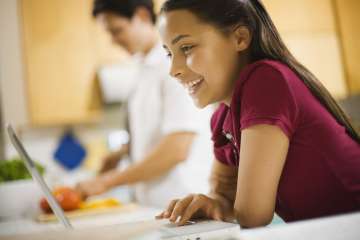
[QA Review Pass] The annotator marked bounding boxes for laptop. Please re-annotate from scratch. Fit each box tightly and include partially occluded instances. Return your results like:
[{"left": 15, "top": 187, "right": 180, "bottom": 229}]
[
  {"left": 7, "top": 124, "right": 240, "bottom": 239},
  {"left": 7, "top": 124, "right": 73, "bottom": 229}
]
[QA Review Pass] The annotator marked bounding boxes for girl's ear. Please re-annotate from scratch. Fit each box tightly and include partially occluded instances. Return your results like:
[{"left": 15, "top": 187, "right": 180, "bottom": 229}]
[{"left": 232, "top": 25, "right": 252, "bottom": 52}]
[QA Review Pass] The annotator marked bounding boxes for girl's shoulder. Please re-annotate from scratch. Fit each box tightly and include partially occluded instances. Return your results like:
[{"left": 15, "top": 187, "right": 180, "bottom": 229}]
[
  {"left": 234, "top": 59, "right": 300, "bottom": 100},
  {"left": 241, "top": 59, "right": 295, "bottom": 83},
  {"left": 232, "top": 59, "right": 301, "bottom": 138}
]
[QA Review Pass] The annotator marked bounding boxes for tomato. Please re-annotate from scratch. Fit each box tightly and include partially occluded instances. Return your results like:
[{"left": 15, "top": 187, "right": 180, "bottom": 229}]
[
  {"left": 39, "top": 186, "right": 82, "bottom": 213},
  {"left": 40, "top": 197, "right": 52, "bottom": 213}
]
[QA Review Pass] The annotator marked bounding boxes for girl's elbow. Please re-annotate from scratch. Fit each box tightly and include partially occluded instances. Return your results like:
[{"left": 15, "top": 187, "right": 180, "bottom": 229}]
[{"left": 234, "top": 209, "right": 273, "bottom": 228}]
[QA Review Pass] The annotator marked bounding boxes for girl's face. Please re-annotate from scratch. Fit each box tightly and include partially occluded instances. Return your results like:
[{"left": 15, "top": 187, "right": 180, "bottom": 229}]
[{"left": 159, "top": 10, "right": 250, "bottom": 108}]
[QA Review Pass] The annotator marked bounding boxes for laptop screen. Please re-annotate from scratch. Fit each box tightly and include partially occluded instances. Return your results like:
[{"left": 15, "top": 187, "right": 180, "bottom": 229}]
[{"left": 7, "top": 124, "right": 73, "bottom": 229}]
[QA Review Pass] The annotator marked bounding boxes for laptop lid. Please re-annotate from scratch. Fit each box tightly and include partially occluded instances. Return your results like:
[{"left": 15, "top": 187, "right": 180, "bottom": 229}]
[{"left": 7, "top": 124, "right": 73, "bottom": 229}]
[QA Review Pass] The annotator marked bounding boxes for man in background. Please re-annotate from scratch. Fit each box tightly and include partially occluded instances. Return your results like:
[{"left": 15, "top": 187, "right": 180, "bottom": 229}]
[{"left": 76, "top": 0, "right": 213, "bottom": 208}]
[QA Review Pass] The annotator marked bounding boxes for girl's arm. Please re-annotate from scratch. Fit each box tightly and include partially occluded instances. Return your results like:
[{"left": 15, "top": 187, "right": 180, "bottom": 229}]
[
  {"left": 208, "top": 159, "right": 238, "bottom": 220},
  {"left": 234, "top": 124, "right": 289, "bottom": 227},
  {"left": 156, "top": 159, "right": 238, "bottom": 224},
  {"left": 156, "top": 124, "right": 289, "bottom": 228}
]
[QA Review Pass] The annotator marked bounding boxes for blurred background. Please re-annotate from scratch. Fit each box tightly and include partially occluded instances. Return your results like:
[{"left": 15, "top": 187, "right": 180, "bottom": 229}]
[{"left": 0, "top": 0, "right": 359, "bottom": 219}]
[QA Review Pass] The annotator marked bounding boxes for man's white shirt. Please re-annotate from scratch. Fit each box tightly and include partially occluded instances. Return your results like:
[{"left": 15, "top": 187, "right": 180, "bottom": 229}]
[{"left": 128, "top": 43, "right": 214, "bottom": 208}]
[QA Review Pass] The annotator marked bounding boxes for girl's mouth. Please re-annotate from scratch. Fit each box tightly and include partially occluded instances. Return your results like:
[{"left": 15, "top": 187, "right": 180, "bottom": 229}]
[{"left": 185, "top": 78, "right": 204, "bottom": 95}]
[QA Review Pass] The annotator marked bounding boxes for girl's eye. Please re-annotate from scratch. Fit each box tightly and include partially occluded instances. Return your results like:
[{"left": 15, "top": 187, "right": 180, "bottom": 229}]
[{"left": 180, "top": 45, "right": 194, "bottom": 55}]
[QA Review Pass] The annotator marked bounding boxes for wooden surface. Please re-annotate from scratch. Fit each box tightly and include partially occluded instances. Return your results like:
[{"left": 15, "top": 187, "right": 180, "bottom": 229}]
[
  {"left": 20, "top": 0, "right": 128, "bottom": 126},
  {"left": 37, "top": 203, "right": 139, "bottom": 222},
  {"left": 263, "top": 0, "right": 348, "bottom": 99},
  {"left": 334, "top": 0, "right": 360, "bottom": 95}
]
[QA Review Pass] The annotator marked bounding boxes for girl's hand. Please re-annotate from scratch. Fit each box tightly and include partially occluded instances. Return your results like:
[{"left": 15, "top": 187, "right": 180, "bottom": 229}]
[{"left": 156, "top": 194, "right": 230, "bottom": 226}]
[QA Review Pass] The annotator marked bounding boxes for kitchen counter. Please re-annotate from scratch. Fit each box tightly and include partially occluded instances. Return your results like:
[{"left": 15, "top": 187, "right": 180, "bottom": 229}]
[
  {"left": 241, "top": 212, "right": 360, "bottom": 240},
  {"left": 0, "top": 205, "right": 161, "bottom": 237},
  {"left": 1, "top": 208, "right": 360, "bottom": 240}
]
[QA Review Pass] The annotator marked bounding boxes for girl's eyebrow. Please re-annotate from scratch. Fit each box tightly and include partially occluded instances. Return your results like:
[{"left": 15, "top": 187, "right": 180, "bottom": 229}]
[{"left": 171, "top": 34, "right": 191, "bottom": 45}]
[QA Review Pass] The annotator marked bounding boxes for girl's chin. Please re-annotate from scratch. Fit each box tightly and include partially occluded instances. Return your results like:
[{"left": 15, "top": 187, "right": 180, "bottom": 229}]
[{"left": 192, "top": 98, "right": 209, "bottom": 109}]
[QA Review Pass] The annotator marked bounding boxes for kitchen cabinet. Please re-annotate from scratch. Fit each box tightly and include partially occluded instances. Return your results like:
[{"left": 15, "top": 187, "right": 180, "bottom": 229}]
[
  {"left": 263, "top": 0, "right": 348, "bottom": 98},
  {"left": 334, "top": 0, "right": 360, "bottom": 95},
  {"left": 20, "top": 0, "right": 128, "bottom": 126}
]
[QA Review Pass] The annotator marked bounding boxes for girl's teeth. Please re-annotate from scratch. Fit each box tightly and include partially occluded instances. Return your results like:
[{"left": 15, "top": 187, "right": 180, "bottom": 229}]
[
  {"left": 189, "top": 79, "right": 201, "bottom": 87},
  {"left": 184, "top": 79, "right": 203, "bottom": 93}
]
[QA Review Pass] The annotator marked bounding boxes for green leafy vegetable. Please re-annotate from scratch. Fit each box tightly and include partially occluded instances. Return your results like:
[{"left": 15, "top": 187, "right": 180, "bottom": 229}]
[{"left": 0, "top": 158, "right": 45, "bottom": 183}]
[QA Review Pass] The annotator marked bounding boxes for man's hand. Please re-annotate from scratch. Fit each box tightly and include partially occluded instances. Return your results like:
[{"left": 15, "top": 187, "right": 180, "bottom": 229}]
[
  {"left": 75, "top": 176, "right": 110, "bottom": 199},
  {"left": 99, "top": 145, "right": 128, "bottom": 173}
]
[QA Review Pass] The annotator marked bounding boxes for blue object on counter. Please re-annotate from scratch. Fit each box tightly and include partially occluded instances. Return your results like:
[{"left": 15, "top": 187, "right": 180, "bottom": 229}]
[{"left": 54, "top": 130, "right": 86, "bottom": 170}]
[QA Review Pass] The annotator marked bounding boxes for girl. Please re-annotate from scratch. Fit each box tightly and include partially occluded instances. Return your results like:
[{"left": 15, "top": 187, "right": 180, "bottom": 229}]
[{"left": 156, "top": 0, "right": 360, "bottom": 228}]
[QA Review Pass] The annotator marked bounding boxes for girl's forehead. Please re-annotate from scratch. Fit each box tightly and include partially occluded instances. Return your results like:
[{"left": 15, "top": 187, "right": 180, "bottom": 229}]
[
  {"left": 158, "top": 11, "right": 216, "bottom": 42},
  {"left": 160, "top": 10, "right": 207, "bottom": 31}
]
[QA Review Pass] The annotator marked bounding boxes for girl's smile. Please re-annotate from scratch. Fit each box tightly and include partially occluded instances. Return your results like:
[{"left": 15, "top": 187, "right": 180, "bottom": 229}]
[{"left": 159, "top": 9, "right": 250, "bottom": 108}]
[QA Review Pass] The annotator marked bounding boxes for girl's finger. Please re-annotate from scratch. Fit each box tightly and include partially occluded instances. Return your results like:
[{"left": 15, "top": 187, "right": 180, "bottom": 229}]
[
  {"left": 178, "top": 197, "right": 203, "bottom": 226},
  {"left": 155, "top": 211, "right": 166, "bottom": 219},
  {"left": 164, "top": 199, "right": 179, "bottom": 218},
  {"left": 169, "top": 195, "right": 194, "bottom": 222},
  {"left": 212, "top": 207, "right": 224, "bottom": 221}
]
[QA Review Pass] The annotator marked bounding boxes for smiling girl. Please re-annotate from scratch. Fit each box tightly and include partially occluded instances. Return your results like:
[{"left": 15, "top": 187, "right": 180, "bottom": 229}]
[{"left": 156, "top": 0, "right": 360, "bottom": 228}]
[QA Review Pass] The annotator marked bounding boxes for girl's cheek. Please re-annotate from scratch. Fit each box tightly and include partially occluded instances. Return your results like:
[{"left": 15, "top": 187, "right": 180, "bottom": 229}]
[
  {"left": 186, "top": 55, "right": 195, "bottom": 69},
  {"left": 187, "top": 54, "right": 203, "bottom": 74}
]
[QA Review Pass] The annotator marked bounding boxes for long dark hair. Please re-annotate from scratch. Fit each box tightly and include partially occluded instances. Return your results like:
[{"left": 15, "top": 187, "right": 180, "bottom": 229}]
[{"left": 161, "top": 0, "right": 360, "bottom": 143}]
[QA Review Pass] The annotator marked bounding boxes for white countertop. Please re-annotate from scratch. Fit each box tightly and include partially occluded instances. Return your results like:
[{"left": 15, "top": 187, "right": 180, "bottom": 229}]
[
  {"left": 0, "top": 208, "right": 241, "bottom": 240},
  {"left": 0, "top": 206, "right": 161, "bottom": 237},
  {"left": 1, "top": 209, "right": 360, "bottom": 240},
  {"left": 241, "top": 212, "right": 360, "bottom": 240}
]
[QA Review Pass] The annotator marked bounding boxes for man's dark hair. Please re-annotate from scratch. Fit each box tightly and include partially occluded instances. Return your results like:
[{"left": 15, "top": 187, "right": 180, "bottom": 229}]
[{"left": 93, "top": 0, "right": 156, "bottom": 23}]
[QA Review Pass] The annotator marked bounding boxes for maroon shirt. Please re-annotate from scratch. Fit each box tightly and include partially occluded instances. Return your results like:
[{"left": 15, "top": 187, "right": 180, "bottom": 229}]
[{"left": 211, "top": 60, "right": 360, "bottom": 222}]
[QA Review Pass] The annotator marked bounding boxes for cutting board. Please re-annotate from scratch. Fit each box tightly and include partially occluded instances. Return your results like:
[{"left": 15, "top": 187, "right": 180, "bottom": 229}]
[{"left": 37, "top": 203, "right": 139, "bottom": 222}]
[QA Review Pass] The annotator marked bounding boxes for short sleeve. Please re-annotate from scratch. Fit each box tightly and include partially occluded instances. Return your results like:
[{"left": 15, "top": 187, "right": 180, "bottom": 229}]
[
  {"left": 240, "top": 64, "right": 299, "bottom": 138},
  {"left": 161, "top": 76, "right": 212, "bottom": 135}
]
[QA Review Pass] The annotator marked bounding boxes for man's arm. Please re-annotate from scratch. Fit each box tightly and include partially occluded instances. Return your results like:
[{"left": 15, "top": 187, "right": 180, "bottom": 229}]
[
  {"left": 99, "top": 144, "right": 129, "bottom": 173},
  {"left": 101, "top": 131, "right": 195, "bottom": 188}
]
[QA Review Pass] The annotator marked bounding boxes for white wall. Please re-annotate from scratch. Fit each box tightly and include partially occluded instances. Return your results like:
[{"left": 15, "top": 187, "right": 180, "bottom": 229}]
[{"left": 0, "top": 0, "right": 29, "bottom": 130}]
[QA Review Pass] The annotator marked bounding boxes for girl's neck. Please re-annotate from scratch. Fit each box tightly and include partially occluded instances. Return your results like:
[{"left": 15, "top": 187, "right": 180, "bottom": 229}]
[{"left": 222, "top": 53, "right": 251, "bottom": 106}]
